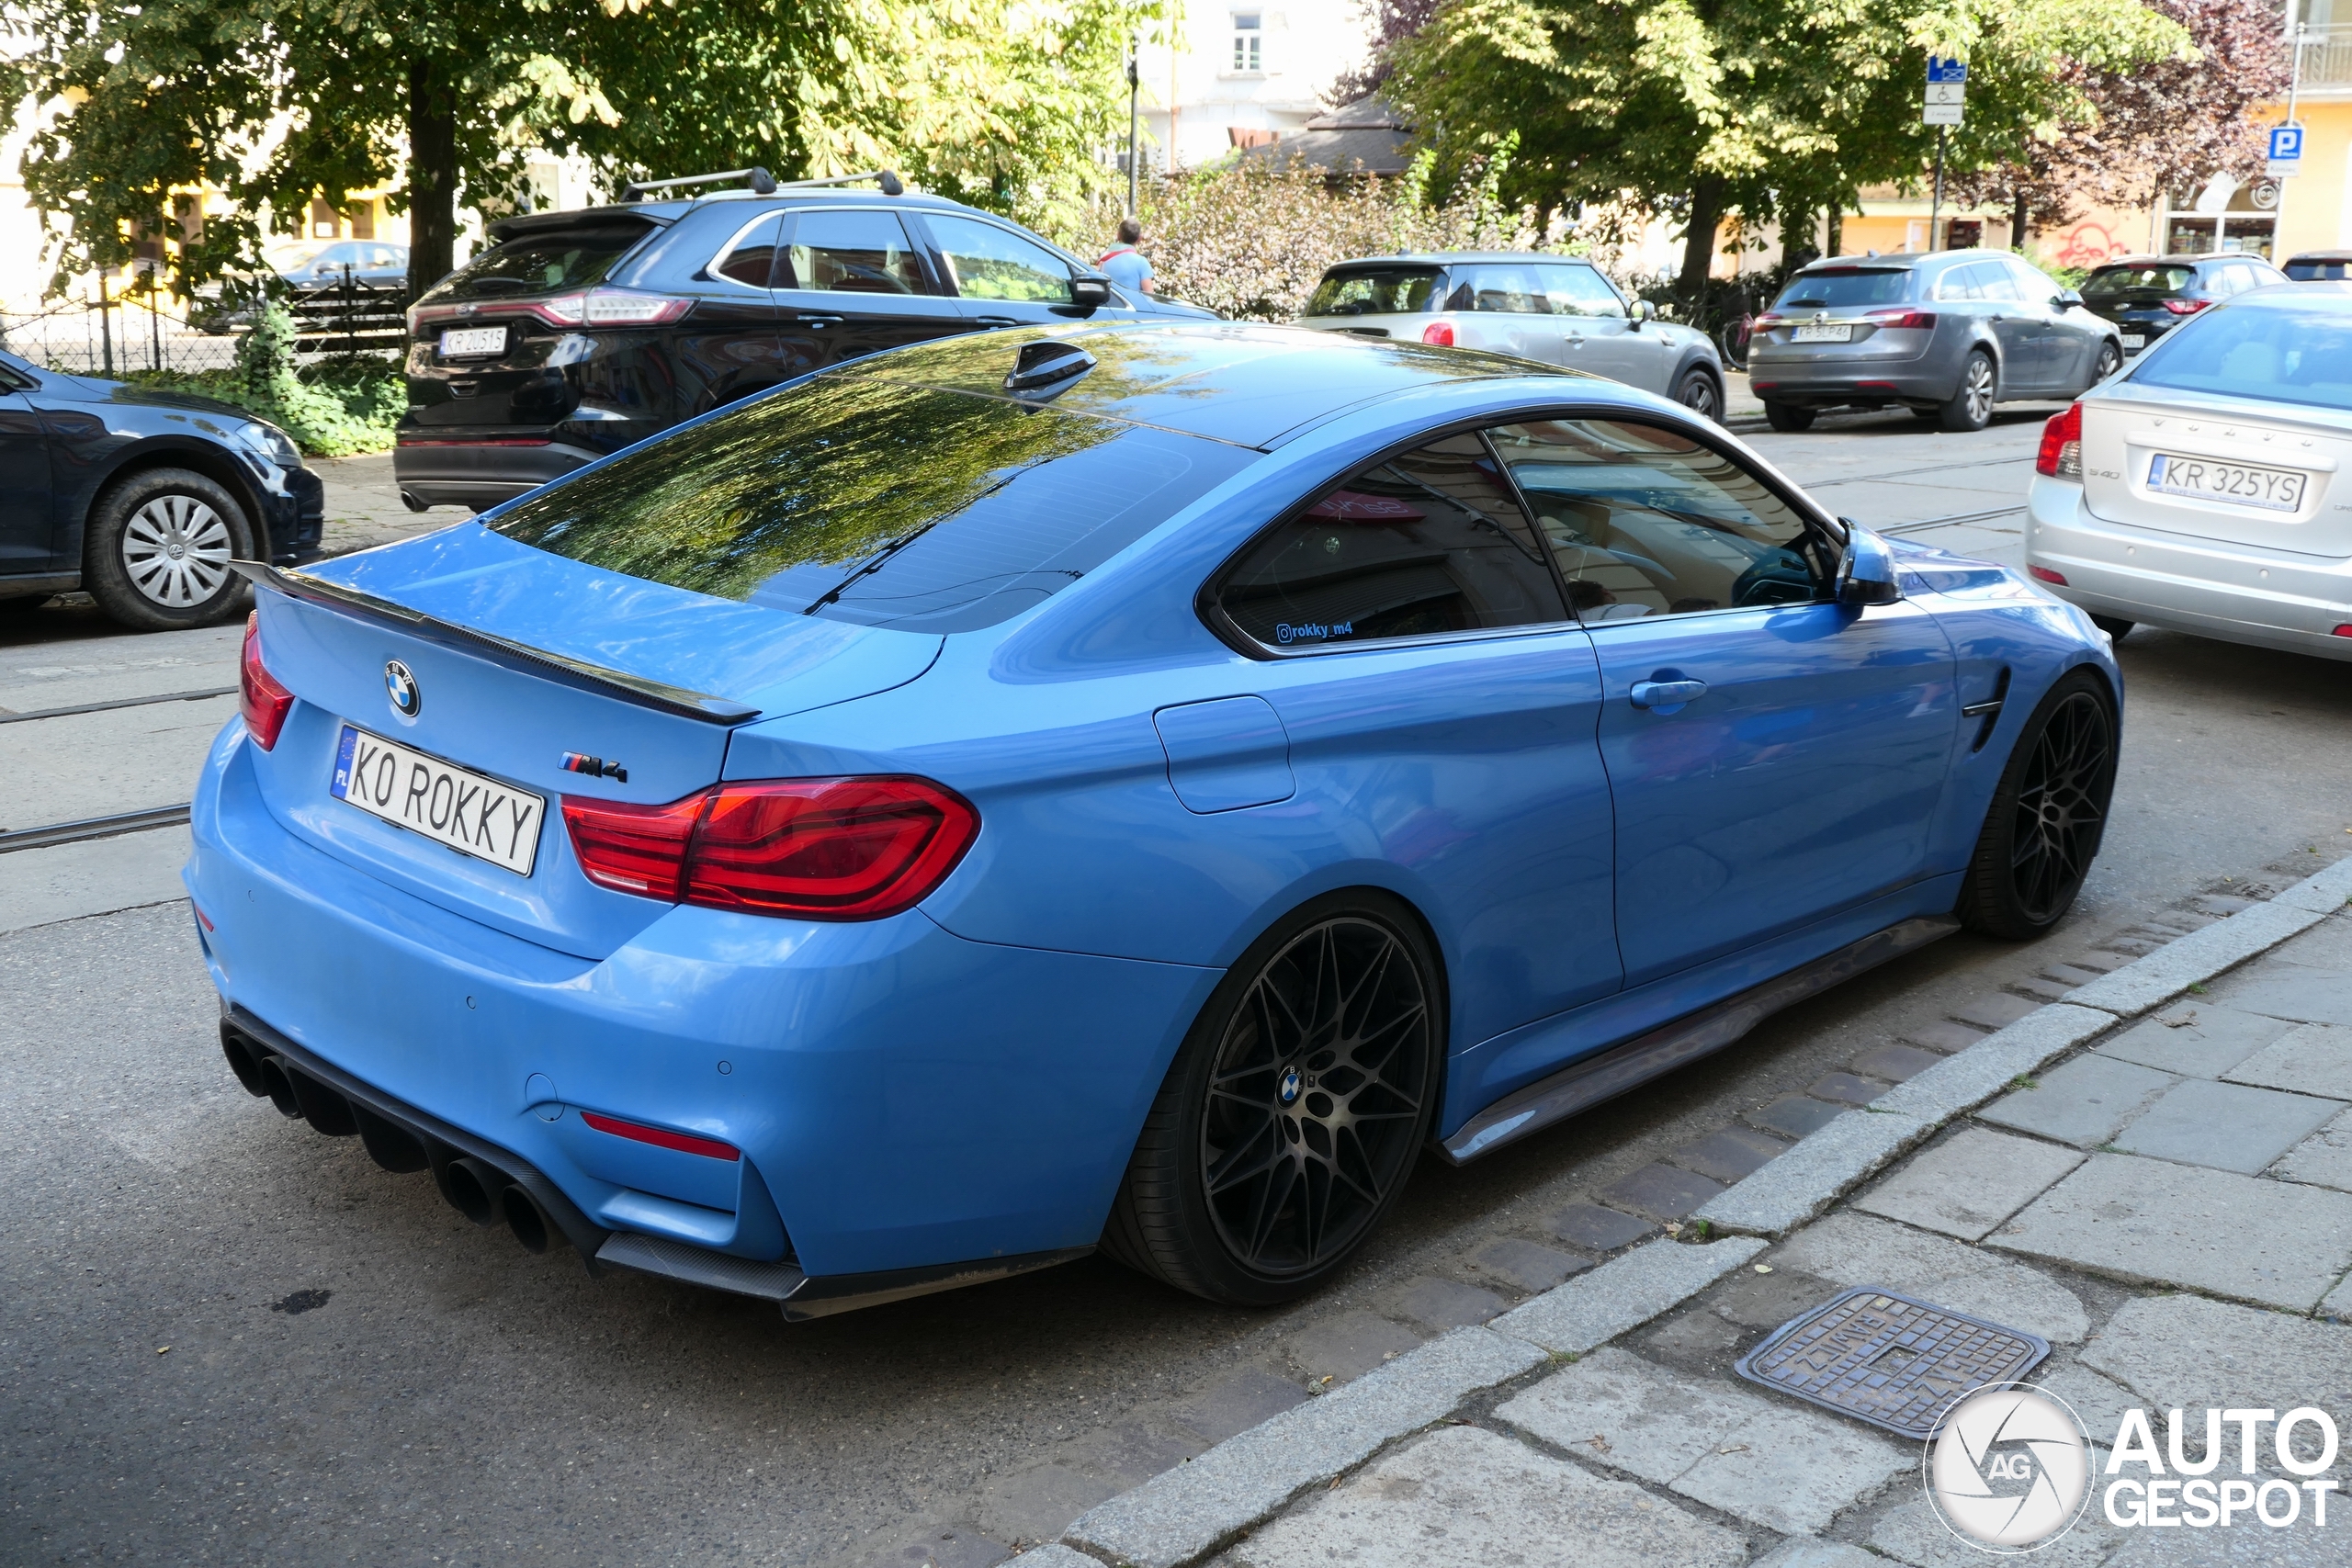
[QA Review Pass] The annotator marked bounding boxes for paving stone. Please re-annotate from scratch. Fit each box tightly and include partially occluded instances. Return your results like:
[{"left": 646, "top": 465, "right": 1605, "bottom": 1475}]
[
  {"left": 2062, "top": 950, "right": 2131, "bottom": 974},
  {"left": 2098, "top": 936, "right": 2164, "bottom": 957},
  {"left": 2071, "top": 899, "right": 2331, "bottom": 1018},
  {"left": 1489, "top": 1236, "right": 1769, "bottom": 1355},
  {"left": 1903, "top": 1020, "right": 1991, "bottom": 1054},
  {"left": 1976, "top": 1054, "right": 2177, "bottom": 1147},
  {"left": 1871, "top": 1496, "right": 2121, "bottom": 1568},
  {"left": 1002, "top": 1548, "right": 1095, "bottom": 1568},
  {"left": 1599, "top": 1162, "right": 1724, "bottom": 1222},
  {"left": 1992, "top": 1152, "right": 2352, "bottom": 1311},
  {"left": 1208, "top": 1424, "right": 1747, "bottom": 1568},
  {"left": 1748, "top": 1094, "right": 1846, "bottom": 1139},
  {"left": 2276, "top": 856, "right": 2352, "bottom": 914},
  {"left": 1854, "top": 1127, "right": 2086, "bottom": 1241},
  {"left": 1393, "top": 1275, "right": 1508, "bottom": 1332},
  {"left": 1066, "top": 1327, "right": 1544, "bottom": 1568},
  {"left": 1852, "top": 1043, "right": 1945, "bottom": 1082},
  {"left": 1474, "top": 1238, "right": 1592, "bottom": 1294},
  {"left": 2078, "top": 1292, "right": 2352, "bottom": 1423},
  {"left": 2274, "top": 1106, "right": 2352, "bottom": 1192},
  {"left": 2042, "top": 962, "right": 2113, "bottom": 986},
  {"left": 1751, "top": 1542, "right": 1884, "bottom": 1568},
  {"left": 1702, "top": 1265, "right": 1842, "bottom": 1330},
  {"left": 1771, "top": 1211, "right": 2089, "bottom": 1344},
  {"left": 1874, "top": 1004, "right": 2121, "bottom": 1126},
  {"left": 1168, "top": 1368, "right": 1311, "bottom": 1445},
  {"left": 2112, "top": 1077, "right": 2343, "bottom": 1173},
  {"left": 2011, "top": 975, "right": 2075, "bottom": 1003},
  {"left": 2223, "top": 1021, "right": 2352, "bottom": 1100},
  {"left": 1694, "top": 1109, "right": 1932, "bottom": 1238},
  {"left": 1953, "top": 992, "right": 2041, "bottom": 1031},
  {"left": 2096, "top": 1004, "right": 2293, "bottom": 1077},
  {"left": 1639, "top": 1304, "right": 1747, "bottom": 1358},
  {"left": 2027, "top": 1360, "right": 2142, "bottom": 1445},
  {"left": 2193, "top": 894, "right": 2258, "bottom": 916},
  {"left": 1548, "top": 1202, "right": 1660, "bottom": 1253},
  {"left": 977, "top": 1464, "right": 1117, "bottom": 1551},
  {"left": 1670, "top": 1125, "right": 1789, "bottom": 1184},
  {"left": 2323, "top": 1272, "right": 2352, "bottom": 1322},
  {"left": 2106, "top": 1520, "right": 2349, "bottom": 1568},
  {"left": 1286, "top": 1309, "right": 1427, "bottom": 1386},
  {"left": 1807, "top": 1071, "right": 1886, "bottom": 1106},
  {"left": 1496, "top": 1347, "right": 1909, "bottom": 1536},
  {"left": 1061, "top": 1422, "right": 1207, "bottom": 1488}
]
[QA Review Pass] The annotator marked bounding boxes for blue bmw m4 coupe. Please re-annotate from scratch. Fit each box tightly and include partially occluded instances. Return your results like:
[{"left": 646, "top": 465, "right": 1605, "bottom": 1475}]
[{"left": 189, "top": 321, "right": 2120, "bottom": 1318}]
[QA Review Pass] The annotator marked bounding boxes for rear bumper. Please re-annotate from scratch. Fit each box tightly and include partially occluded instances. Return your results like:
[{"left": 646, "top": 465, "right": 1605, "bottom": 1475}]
[
  {"left": 391, "top": 438, "right": 601, "bottom": 512},
  {"left": 185, "top": 720, "right": 1217, "bottom": 1295},
  {"left": 2024, "top": 476, "right": 2352, "bottom": 660},
  {"left": 1746, "top": 350, "right": 1948, "bottom": 408}
]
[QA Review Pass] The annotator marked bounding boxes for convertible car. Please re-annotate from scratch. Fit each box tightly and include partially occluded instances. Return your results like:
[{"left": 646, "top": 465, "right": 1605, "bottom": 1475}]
[{"left": 188, "top": 322, "right": 2119, "bottom": 1318}]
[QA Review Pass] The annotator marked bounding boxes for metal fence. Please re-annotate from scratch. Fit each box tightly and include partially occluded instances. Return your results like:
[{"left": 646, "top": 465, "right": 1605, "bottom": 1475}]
[{"left": 0, "top": 270, "right": 411, "bottom": 378}]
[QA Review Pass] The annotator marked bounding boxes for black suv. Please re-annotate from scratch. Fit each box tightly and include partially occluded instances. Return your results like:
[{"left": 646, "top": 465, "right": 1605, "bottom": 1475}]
[
  {"left": 2079, "top": 253, "right": 2287, "bottom": 357},
  {"left": 397, "top": 171, "right": 1214, "bottom": 512}
]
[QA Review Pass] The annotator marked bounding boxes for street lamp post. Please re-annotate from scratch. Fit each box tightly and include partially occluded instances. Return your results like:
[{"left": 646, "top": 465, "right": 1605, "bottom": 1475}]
[{"left": 1126, "top": 35, "right": 1142, "bottom": 218}]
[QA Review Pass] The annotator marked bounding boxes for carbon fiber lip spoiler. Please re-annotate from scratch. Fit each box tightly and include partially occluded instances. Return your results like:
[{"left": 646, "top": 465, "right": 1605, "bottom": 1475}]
[{"left": 232, "top": 559, "right": 761, "bottom": 726}]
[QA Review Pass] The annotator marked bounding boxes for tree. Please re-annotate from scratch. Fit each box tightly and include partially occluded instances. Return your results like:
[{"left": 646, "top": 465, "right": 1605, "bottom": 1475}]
[{"left": 1378, "top": 0, "right": 2192, "bottom": 299}]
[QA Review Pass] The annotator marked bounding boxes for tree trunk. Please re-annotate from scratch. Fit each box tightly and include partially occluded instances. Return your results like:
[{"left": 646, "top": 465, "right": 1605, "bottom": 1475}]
[
  {"left": 1826, "top": 206, "right": 1843, "bottom": 258},
  {"left": 2010, "top": 186, "right": 2031, "bottom": 254},
  {"left": 1676, "top": 177, "right": 1726, "bottom": 301},
  {"left": 407, "top": 59, "right": 459, "bottom": 297}
]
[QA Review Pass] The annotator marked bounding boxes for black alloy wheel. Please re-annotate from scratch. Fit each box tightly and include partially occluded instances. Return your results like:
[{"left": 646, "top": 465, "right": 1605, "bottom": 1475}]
[
  {"left": 1102, "top": 893, "right": 1442, "bottom": 1305},
  {"left": 1958, "top": 670, "right": 2118, "bottom": 939},
  {"left": 1675, "top": 368, "right": 1724, "bottom": 424}
]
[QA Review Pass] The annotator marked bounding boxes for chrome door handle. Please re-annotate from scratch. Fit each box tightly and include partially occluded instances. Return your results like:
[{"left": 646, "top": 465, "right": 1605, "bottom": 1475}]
[
  {"left": 973, "top": 315, "right": 1021, "bottom": 328},
  {"left": 1630, "top": 679, "right": 1708, "bottom": 708},
  {"left": 791, "top": 313, "right": 843, "bottom": 328}
]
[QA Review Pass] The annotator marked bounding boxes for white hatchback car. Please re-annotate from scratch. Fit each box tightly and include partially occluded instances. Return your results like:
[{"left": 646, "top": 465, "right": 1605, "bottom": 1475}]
[
  {"left": 2024, "top": 283, "right": 2352, "bottom": 660},
  {"left": 1294, "top": 252, "right": 1728, "bottom": 421}
]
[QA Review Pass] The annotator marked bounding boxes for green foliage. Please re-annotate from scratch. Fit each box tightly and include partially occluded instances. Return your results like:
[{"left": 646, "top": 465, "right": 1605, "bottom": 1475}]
[{"left": 125, "top": 304, "right": 402, "bottom": 457}]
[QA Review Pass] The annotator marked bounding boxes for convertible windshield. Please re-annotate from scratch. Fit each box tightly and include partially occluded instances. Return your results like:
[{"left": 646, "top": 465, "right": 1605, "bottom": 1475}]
[
  {"left": 492, "top": 377, "right": 1259, "bottom": 632},
  {"left": 2130, "top": 301, "right": 2352, "bottom": 412}
]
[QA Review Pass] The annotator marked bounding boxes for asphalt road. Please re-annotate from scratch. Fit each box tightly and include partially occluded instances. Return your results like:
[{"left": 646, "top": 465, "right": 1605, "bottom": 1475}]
[{"left": 6, "top": 414, "right": 2351, "bottom": 1568}]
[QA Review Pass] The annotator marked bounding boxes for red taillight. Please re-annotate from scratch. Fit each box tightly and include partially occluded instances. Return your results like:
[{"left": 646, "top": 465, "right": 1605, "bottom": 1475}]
[
  {"left": 2036, "top": 403, "right": 2085, "bottom": 479},
  {"left": 1863, "top": 309, "right": 1939, "bottom": 330},
  {"left": 1752, "top": 311, "right": 1785, "bottom": 329},
  {"left": 581, "top": 1111, "right": 739, "bottom": 1161},
  {"left": 2162, "top": 298, "right": 2211, "bottom": 315},
  {"left": 1421, "top": 321, "right": 1454, "bottom": 346},
  {"left": 239, "top": 613, "right": 294, "bottom": 750},
  {"left": 2029, "top": 565, "right": 2070, "bottom": 586},
  {"left": 2335, "top": 626, "right": 2352, "bottom": 637},
  {"left": 562, "top": 776, "right": 978, "bottom": 920},
  {"left": 409, "top": 288, "right": 694, "bottom": 333}
]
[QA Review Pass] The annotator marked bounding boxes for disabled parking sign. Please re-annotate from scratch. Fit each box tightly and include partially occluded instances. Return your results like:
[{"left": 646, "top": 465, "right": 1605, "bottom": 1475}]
[{"left": 2268, "top": 124, "right": 2303, "bottom": 177}]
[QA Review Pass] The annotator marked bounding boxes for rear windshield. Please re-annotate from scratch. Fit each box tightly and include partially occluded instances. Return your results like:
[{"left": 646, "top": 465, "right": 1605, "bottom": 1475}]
[
  {"left": 2084, "top": 265, "right": 2196, "bottom": 298},
  {"left": 1305, "top": 266, "right": 1443, "bottom": 317},
  {"left": 2129, "top": 301, "right": 2352, "bottom": 412},
  {"left": 2285, "top": 258, "right": 2352, "bottom": 281},
  {"left": 423, "top": 223, "right": 653, "bottom": 302},
  {"left": 492, "top": 377, "right": 1260, "bottom": 633},
  {"left": 1773, "top": 268, "right": 1914, "bottom": 310}
]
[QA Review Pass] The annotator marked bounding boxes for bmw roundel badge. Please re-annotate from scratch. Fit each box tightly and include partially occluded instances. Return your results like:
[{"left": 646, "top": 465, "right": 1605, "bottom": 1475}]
[
  {"left": 385, "top": 659, "right": 421, "bottom": 717},
  {"left": 1277, "top": 1066, "right": 1302, "bottom": 1106}
]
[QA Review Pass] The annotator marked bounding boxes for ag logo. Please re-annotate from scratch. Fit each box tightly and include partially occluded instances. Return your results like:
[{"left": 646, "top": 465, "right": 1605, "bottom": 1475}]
[{"left": 1926, "top": 1385, "right": 2091, "bottom": 1552}]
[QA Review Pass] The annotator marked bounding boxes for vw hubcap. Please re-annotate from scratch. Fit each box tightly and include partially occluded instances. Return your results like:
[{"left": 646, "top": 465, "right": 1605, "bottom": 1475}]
[{"left": 122, "top": 494, "right": 232, "bottom": 608}]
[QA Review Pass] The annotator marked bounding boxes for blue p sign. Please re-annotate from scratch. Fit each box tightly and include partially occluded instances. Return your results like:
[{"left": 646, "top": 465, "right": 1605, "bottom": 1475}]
[{"left": 2270, "top": 125, "right": 2303, "bottom": 162}]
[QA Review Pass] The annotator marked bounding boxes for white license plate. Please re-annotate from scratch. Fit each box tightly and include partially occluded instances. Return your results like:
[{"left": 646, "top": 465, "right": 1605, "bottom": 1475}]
[
  {"left": 438, "top": 325, "right": 507, "bottom": 358},
  {"left": 1792, "top": 323, "right": 1853, "bottom": 344},
  {"left": 2121, "top": 333, "right": 2146, "bottom": 350},
  {"left": 2147, "top": 453, "right": 2307, "bottom": 513},
  {"left": 331, "top": 724, "right": 545, "bottom": 876}
]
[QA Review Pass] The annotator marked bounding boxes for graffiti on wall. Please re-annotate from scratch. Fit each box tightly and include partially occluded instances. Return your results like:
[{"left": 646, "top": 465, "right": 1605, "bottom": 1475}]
[{"left": 2047, "top": 221, "right": 2129, "bottom": 269}]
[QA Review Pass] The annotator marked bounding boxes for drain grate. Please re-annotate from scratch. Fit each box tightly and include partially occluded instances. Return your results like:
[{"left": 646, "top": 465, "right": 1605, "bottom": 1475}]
[{"left": 1734, "top": 1286, "right": 2050, "bottom": 1439}]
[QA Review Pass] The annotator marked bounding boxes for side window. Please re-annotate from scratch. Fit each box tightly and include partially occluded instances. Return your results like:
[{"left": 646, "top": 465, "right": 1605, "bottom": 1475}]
[
  {"left": 924, "top": 215, "right": 1074, "bottom": 303},
  {"left": 1539, "top": 265, "right": 1627, "bottom": 319},
  {"left": 1934, "top": 266, "right": 1982, "bottom": 302},
  {"left": 1446, "top": 265, "right": 1550, "bottom": 314},
  {"left": 2007, "top": 258, "right": 2060, "bottom": 301},
  {"left": 714, "top": 212, "right": 786, "bottom": 288},
  {"left": 779, "top": 210, "right": 930, "bottom": 295},
  {"left": 1968, "top": 261, "right": 2023, "bottom": 302},
  {"left": 1487, "top": 419, "right": 1825, "bottom": 620},
  {"left": 1217, "top": 432, "right": 1568, "bottom": 649}
]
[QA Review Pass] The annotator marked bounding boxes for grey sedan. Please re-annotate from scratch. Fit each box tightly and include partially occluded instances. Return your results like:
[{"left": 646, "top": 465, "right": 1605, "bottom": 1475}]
[{"left": 1748, "top": 250, "right": 2123, "bottom": 433}]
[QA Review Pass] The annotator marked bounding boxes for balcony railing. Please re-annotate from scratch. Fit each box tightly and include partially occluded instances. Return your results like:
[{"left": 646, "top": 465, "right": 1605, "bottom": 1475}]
[{"left": 2301, "top": 23, "right": 2352, "bottom": 88}]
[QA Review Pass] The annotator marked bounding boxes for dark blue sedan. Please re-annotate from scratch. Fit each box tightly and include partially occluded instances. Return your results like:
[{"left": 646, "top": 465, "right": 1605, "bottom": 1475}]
[{"left": 189, "top": 322, "right": 2119, "bottom": 1317}]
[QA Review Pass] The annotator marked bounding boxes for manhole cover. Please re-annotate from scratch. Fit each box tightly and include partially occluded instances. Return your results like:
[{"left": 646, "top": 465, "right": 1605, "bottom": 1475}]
[{"left": 1734, "top": 1286, "right": 2050, "bottom": 1439}]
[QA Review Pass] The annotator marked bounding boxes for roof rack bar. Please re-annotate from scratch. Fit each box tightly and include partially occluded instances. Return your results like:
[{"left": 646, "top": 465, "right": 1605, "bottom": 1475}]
[
  {"left": 772, "top": 169, "right": 907, "bottom": 197},
  {"left": 618, "top": 166, "right": 779, "bottom": 201}
]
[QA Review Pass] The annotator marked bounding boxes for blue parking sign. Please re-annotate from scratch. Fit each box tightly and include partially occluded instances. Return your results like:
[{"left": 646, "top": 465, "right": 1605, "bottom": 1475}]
[
  {"left": 1927, "top": 56, "right": 1968, "bottom": 84},
  {"left": 2269, "top": 125, "right": 2302, "bottom": 162}
]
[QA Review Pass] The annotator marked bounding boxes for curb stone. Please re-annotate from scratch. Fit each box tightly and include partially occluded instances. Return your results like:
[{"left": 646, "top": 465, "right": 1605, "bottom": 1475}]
[
  {"left": 2064, "top": 900, "right": 2331, "bottom": 1017},
  {"left": 1867, "top": 1003, "right": 2118, "bottom": 1124},
  {"left": 1487, "top": 1235, "right": 1769, "bottom": 1353},
  {"left": 1061, "top": 1325, "right": 1543, "bottom": 1568},
  {"left": 1005, "top": 1548, "right": 1103, "bottom": 1568},
  {"left": 2273, "top": 853, "right": 2352, "bottom": 915},
  {"left": 1689, "top": 1108, "right": 1932, "bottom": 1237}
]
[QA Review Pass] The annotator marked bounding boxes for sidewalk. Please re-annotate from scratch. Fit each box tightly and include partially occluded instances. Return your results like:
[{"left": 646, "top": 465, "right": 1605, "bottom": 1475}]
[{"left": 1001, "top": 858, "right": 2352, "bottom": 1568}]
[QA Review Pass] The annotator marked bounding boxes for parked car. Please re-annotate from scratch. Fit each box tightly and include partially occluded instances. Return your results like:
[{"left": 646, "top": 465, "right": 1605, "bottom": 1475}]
[
  {"left": 2025, "top": 281, "right": 2352, "bottom": 660},
  {"left": 0, "top": 348, "right": 322, "bottom": 631},
  {"left": 2283, "top": 251, "right": 2352, "bottom": 282},
  {"left": 1747, "top": 251, "right": 2126, "bottom": 433},
  {"left": 396, "top": 170, "right": 1215, "bottom": 513},
  {"left": 1291, "top": 252, "right": 1727, "bottom": 421},
  {"left": 2077, "top": 254, "right": 2288, "bottom": 356},
  {"left": 198, "top": 321, "right": 2118, "bottom": 1318},
  {"left": 282, "top": 241, "right": 411, "bottom": 293}
]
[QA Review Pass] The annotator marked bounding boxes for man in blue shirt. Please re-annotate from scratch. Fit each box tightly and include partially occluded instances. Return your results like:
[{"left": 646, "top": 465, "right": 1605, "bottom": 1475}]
[{"left": 1099, "top": 218, "right": 1156, "bottom": 296}]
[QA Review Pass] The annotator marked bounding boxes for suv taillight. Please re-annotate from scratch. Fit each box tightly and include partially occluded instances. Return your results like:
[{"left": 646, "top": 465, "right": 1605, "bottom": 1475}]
[
  {"left": 409, "top": 288, "right": 694, "bottom": 334},
  {"left": 2036, "top": 402, "right": 2084, "bottom": 479},
  {"left": 563, "top": 777, "right": 978, "bottom": 920},
  {"left": 239, "top": 613, "right": 294, "bottom": 750},
  {"left": 2162, "top": 298, "right": 2211, "bottom": 315}
]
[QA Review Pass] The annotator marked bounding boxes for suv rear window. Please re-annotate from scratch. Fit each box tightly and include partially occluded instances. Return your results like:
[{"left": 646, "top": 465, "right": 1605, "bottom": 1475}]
[
  {"left": 2285, "top": 257, "right": 2351, "bottom": 281},
  {"left": 2130, "top": 300, "right": 2352, "bottom": 412},
  {"left": 1305, "top": 267, "right": 1443, "bottom": 317},
  {"left": 424, "top": 223, "right": 653, "bottom": 302},
  {"left": 1772, "top": 269, "right": 1914, "bottom": 310},
  {"left": 492, "top": 378, "right": 1260, "bottom": 634},
  {"left": 2084, "top": 265, "right": 2196, "bottom": 298}
]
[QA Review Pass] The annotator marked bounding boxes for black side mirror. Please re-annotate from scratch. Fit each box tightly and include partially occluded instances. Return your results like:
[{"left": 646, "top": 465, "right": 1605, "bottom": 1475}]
[
  {"left": 1835, "top": 520, "right": 1903, "bottom": 607},
  {"left": 2054, "top": 289, "right": 2083, "bottom": 310},
  {"left": 1069, "top": 274, "right": 1114, "bottom": 310}
]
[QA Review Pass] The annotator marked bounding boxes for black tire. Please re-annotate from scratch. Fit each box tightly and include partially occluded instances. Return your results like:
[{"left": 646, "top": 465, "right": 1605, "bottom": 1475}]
[
  {"left": 2090, "top": 615, "right": 2134, "bottom": 643},
  {"left": 1101, "top": 891, "right": 1444, "bottom": 1306},
  {"left": 1956, "top": 670, "right": 2118, "bottom": 940},
  {"left": 1763, "top": 400, "right": 1815, "bottom": 433},
  {"left": 1936, "top": 351, "right": 1996, "bottom": 433},
  {"left": 1674, "top": 367, "right": 1724, "bottom": 423},
  {"left": 2087, "top": 340, "right": 2123, "bottom": 389},
  {"left": 82, "top": 467, "right": 256, "bottom": 632}
]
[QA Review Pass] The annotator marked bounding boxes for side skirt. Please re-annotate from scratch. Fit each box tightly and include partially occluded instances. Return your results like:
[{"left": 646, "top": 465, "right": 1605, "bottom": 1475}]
[{"left": 1440, "top": 914, "right": 1959, "bottom": 1164}]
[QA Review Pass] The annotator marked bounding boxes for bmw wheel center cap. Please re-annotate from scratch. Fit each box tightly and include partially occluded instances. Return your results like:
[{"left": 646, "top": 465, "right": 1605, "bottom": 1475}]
[
  {"left": 385, "top": 660, "right": 421, "bottom": 717},
  {"left": 1277, "top": 1066, "right": 1302, "bottom": 1106}
]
